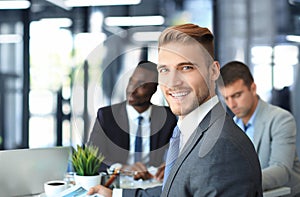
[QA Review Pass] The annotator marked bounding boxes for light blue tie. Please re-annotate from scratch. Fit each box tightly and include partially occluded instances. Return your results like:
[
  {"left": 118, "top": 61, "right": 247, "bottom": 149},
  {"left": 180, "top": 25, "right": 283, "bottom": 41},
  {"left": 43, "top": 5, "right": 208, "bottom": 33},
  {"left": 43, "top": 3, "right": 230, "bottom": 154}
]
[
  {"left": 163, "top": 126, "right": 180, "bottom": 189},
  {"left": 134, "top": 116, "right": 143, "bottom": 162}
]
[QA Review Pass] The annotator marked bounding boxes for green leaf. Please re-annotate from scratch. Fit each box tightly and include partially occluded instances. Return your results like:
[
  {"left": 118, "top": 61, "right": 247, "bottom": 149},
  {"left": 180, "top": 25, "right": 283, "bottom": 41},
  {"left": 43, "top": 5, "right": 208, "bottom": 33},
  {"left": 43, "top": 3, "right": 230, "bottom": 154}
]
[{"left": 71, "top": 144, "right": 105, "bottom": 176}]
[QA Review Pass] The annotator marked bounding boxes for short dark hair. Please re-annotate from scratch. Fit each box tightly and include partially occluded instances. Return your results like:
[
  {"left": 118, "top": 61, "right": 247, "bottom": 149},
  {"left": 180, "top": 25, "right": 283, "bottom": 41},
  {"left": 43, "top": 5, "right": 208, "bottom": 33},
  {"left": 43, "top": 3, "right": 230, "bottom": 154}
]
[
  {"left": 136, "top": 60, "right": 158, "bottom": 82},
  {"left": 218, "top": 61, "right": 254, "bottom": 89}
]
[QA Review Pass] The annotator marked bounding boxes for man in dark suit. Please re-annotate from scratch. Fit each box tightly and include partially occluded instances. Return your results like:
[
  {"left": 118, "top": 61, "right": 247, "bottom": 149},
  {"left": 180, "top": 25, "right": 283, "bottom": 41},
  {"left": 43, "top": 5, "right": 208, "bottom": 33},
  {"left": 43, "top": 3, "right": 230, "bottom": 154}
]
[
  {"left": 88, "top": 24, "right": 262, "bottom": 197},
  {"left": 87, "top": 61, "right": 177, "bottom": 180}
]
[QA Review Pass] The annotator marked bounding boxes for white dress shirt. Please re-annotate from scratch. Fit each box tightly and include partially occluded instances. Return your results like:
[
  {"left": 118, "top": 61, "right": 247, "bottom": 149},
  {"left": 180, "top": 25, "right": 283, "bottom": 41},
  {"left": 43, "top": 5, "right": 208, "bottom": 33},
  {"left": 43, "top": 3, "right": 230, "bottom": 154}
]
[
  {"left": 126, "top": 104, "right": 151, "bottom": 165},
  {"left": 233, "top": 99, "right": 259, "bottom": 143},
  {"left": 178, "top": 96, "right": 219, "bottom": 153},
  {"left": 112, "top": 105, "right": 152, "bottom": 197}
]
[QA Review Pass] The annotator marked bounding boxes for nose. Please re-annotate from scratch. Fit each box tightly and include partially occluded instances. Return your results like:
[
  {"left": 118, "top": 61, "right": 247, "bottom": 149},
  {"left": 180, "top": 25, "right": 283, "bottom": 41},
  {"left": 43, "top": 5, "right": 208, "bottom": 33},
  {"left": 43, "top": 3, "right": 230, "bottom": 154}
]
[
  {"left": 127, "top": 81, "right": 142, "bottom": 92},
  {"left": 126, "top": 82, "right": 138, "bottom": 95},
  {"left": 226, "top": 97, "right": 237, "bottom": 109},
  {"left": 159, "top": 70, "right": 183, "bottom": 88}
]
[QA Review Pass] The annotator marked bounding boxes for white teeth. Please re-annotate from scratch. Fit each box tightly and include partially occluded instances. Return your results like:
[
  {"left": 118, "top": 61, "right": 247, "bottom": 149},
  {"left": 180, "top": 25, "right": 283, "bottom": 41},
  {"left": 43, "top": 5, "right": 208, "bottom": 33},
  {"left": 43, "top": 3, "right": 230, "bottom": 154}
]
[{"left": 171, "top": 92, "right": 188, "bottom": 97}]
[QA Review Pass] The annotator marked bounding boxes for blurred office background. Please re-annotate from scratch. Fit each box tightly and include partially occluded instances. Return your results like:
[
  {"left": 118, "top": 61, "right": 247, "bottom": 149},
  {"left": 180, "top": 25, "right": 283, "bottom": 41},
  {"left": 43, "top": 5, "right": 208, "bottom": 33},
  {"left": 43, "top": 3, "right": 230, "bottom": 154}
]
[{"left": 0, "top": 0, "right": 300, "bottom": 154}]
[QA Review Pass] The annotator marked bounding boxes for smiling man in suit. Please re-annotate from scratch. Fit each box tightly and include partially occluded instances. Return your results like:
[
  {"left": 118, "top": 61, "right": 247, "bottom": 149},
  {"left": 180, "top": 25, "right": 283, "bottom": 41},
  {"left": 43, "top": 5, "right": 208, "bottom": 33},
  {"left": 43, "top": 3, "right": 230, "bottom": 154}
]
[
  {"left": 88, "top": 23, "right": 262, "bottom": 197},
  {"left": 87, "top": 60, "right": 177, "bottom": 181}
]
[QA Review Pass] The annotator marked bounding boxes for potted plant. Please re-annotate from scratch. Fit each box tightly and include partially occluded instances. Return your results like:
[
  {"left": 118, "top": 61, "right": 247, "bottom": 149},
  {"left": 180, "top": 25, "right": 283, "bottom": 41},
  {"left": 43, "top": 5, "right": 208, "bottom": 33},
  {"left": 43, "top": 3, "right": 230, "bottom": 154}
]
[{"left": 71, "top": 144, "right": 105, "bottom": 190}]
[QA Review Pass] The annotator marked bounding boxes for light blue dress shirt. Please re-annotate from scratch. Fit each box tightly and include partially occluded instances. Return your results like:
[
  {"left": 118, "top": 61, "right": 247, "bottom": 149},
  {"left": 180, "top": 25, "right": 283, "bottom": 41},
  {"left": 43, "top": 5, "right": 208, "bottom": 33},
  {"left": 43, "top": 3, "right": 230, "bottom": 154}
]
[{"left": 233, "top": 100, "right": 260, "bottom": 143}]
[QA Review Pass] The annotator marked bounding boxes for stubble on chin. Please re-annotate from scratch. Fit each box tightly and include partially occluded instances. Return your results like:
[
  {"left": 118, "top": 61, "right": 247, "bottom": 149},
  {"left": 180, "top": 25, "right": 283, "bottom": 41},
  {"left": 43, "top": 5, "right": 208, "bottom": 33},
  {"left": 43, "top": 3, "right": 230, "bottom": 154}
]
[{"left": 168, "top": 98, "right": 199, "bottom": 118}]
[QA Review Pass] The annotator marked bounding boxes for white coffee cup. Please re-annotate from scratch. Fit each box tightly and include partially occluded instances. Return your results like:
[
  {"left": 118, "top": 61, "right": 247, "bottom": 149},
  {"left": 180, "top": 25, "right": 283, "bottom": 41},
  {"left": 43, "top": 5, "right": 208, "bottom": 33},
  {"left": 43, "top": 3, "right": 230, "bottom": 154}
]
[{"left": 44, "top": 180, "right": 67, "bottom": 197}]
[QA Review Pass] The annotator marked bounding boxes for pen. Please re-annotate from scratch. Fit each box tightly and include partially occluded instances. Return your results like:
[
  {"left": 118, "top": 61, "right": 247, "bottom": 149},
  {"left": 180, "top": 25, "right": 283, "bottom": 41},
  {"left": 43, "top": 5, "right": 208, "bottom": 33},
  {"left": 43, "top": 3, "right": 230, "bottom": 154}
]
[{"left": 104, "top": 169, "right": 119, "bottom": 188}]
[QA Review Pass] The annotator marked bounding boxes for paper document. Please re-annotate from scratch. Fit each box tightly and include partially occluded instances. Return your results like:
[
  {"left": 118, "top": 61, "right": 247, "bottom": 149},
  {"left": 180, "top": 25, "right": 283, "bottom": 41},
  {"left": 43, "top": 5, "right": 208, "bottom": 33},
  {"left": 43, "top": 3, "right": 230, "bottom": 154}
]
[{"left": 59, "top": 185, "right": 103, "bottom": 197}]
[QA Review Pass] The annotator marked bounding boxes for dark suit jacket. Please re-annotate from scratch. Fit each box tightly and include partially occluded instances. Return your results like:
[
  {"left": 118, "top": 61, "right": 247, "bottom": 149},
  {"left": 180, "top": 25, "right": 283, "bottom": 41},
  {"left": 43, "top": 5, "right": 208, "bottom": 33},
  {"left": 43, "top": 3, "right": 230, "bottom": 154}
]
[
  {"left": 123, "top": 102, "right": 263, "bottom": 197},
  {"left": 87, "top": 101, "right": 177, "bottom": 171}
]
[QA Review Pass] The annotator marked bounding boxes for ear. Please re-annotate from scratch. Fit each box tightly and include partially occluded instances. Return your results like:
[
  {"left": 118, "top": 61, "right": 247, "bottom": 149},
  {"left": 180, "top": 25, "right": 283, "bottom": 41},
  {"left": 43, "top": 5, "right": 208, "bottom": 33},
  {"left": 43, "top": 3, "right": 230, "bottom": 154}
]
[
  {"left": 250, "top": 82, "right": 257, "bottom": 95},
  {"left": 210, "top": 61, "right": 220, "bottom": 81}
]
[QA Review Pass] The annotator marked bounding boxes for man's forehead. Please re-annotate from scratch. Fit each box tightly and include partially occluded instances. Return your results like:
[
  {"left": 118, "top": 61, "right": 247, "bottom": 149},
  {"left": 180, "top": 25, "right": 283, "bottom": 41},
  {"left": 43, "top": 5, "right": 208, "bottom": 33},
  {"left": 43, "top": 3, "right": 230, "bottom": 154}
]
[
  {"left": 158, "top": 42, "right": 213, "bottom": 60},
  {"left": 131, "top": 69, "right": 156, "bottom": 81},
  {"left": 221, "top": 82, "right": 246, "bottom": 97}
]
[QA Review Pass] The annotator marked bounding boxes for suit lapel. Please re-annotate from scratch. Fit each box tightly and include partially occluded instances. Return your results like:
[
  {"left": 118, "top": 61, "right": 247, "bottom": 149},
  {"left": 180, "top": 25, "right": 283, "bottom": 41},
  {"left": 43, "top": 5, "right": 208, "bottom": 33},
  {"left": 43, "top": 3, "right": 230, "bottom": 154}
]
[
  {"left": 252, "top": 99, "right": 267, "bottom": 151},
  {"left": 162, "top": 103, "right": 226, "bottom": 195},
  {"left": 162, "top": 127, "right": 205, "bottom": 196},
  {"left": 149, "top": 105, "right": 167, "bottom": 150},
  {"left": 111, "top": 102, "right": 130, "bottom": 150}
]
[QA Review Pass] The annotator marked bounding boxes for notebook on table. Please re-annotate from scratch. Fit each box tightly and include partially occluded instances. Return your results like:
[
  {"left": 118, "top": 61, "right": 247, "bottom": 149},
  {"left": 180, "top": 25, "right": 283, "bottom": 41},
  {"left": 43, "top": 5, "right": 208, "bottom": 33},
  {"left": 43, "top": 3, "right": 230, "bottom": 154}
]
[{"left": 0, "top": 146, "right": 71, "bottom": 197}]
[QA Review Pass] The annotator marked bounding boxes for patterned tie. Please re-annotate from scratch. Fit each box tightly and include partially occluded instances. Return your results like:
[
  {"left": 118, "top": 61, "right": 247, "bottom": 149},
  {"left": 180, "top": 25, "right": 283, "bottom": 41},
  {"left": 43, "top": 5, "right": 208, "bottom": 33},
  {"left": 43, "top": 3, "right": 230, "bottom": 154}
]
[
  {"left": 134, "top": 116, "right": 143, "bottom": 162},
  {"left": 163, "top": 125, "right": 180, "bottom": 188}
]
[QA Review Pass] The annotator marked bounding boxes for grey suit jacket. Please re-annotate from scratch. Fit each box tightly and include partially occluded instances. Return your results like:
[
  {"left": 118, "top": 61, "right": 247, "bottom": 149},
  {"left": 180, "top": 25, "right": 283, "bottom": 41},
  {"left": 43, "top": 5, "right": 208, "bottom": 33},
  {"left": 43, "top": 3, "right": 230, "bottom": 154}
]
[
  {"left": 252, "top": 98, "right": 300, "bottom": 195},
  {"left": 123, "top": 102, "right": 262, "bottom": 197}
]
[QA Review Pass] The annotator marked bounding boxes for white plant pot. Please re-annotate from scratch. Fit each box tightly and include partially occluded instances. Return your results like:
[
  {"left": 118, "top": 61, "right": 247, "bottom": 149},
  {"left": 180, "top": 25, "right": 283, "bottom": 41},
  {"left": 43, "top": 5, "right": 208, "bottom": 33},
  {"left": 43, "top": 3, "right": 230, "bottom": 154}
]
[{"left": 74, "top": 174, "right": 101, "bottom": 191}]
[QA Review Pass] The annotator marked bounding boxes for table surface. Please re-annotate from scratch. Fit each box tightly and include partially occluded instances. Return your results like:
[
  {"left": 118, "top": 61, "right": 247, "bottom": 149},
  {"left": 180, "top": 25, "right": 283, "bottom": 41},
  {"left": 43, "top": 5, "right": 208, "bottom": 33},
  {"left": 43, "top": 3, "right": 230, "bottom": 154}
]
[
  {"left": 25, "top": 173, "right": 291, "bottom": 197},
  {"left": 263, "top": 187, "right": 291, "bottom": 197},
  {"left": 120, "top": 175, "right": 162, "bottom": 189}
]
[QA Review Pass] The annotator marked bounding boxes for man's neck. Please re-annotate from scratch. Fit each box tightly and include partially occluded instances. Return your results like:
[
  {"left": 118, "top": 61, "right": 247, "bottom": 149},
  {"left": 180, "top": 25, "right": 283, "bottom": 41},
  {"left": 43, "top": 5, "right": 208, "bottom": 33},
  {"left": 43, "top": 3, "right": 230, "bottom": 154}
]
[
  {"left": 242, "top": 95, "right": 259, "bottom": 125},
  {"left": 178, "top": 95, "right": 218, "bottom": 121},
  {"left": 132, "top": 104, "right": 151, "bottom": 114}
]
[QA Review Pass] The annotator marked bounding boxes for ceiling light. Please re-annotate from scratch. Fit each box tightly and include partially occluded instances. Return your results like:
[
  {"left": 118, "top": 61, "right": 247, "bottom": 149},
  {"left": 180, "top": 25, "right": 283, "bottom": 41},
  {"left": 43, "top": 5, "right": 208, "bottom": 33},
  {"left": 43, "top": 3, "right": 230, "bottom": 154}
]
[
  {"left": 132, "top": 31, "right": 162, "bottom": 42},
  {"left": 286, "top": 35, "right": 300, "bottom": 43},
  {"left": 40, "top": 18, "right": 73, "bottom": 28},
  {"left": 65, "top": 0, "right": 141, "bottom": 7},
  {"left": 105, "top": 16, "right": 165, "bottom": 27},
  {"left": 0, "top": 34, "right": 22, "bottom": 44},
  {"left": 0, "top": 0, "right": 30, "bottom": 9}
]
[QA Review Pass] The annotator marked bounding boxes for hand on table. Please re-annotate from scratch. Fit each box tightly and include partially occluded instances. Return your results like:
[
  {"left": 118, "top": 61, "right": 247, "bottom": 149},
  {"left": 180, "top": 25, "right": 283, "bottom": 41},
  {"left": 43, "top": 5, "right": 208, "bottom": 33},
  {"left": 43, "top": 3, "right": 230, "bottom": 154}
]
[
  {"left": 121, "top": 162, "right": 165, "bottom": 181},
  {"left": 87, "top": 185, "right": 112, "bottom": 197},
  {"left": 154, "top": 162, "right": 165, "bottom": 181},
  {"left": 87, "top": 163, "right": 165, "bottom": 197},
  {"left": 122, "top": 162, "right": 153, "bottom": 180}
]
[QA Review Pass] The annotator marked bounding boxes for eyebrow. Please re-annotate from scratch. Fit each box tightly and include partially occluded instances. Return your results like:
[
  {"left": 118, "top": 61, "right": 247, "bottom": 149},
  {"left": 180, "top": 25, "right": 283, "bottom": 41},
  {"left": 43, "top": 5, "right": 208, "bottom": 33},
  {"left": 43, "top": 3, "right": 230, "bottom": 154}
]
[
  {"left": 157, "top": 61, "right": 196, "bottom": 69},
  {"left": 157, "top": 64, "right": 165, "bottom": 70},
  {"left": 129, "top": 77, "right": 144, "bottom": 83},
  {"left": 226, "top": 90, "right": 243, "bottom": 98},
  {"left": 178, "top": 62, "right": 196, "bottom": 67}
]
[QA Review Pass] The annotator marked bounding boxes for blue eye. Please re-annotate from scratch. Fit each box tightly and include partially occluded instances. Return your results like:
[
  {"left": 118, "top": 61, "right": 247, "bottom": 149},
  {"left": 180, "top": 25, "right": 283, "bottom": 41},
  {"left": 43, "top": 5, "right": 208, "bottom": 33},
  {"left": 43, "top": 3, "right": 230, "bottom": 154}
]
[
  {"left": 158, "top": 68, "right": 168, "bottom": 73},
  {"left": 182, "top": 66, "right": 193, "bottom": 70}
]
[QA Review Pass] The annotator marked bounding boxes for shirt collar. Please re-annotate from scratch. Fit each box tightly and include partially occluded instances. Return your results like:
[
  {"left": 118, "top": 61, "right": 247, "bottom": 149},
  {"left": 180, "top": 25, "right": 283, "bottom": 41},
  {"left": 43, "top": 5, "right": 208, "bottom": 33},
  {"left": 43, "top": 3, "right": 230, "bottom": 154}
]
[
  {"left": 178, "top": 96, "right": 219, "bottom": 142},
  {"left": 126, "top": 103, "right": 152, "bottom": 121},
  {"left": 233, "top": 99, "right": 260, "bottom": 128}
]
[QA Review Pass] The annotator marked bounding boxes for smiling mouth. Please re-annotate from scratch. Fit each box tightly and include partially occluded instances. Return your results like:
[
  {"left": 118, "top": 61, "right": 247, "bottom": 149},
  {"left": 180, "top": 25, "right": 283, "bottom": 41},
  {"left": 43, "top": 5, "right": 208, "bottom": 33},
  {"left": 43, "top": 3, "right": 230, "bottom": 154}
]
[{"left": 169, "top": 91, "right": 189, "bottom": 99}]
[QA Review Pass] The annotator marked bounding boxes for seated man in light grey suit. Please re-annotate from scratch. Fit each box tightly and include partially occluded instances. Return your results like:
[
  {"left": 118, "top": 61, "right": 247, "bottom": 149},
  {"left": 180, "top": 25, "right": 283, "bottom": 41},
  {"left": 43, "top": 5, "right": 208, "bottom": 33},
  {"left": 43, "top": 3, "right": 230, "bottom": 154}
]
[
  {"left": 217, "top": 60, "right": 300, "bottom": 196},
  {"left": 88, "top": 24, "right": 262, "bottom": 197}
]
